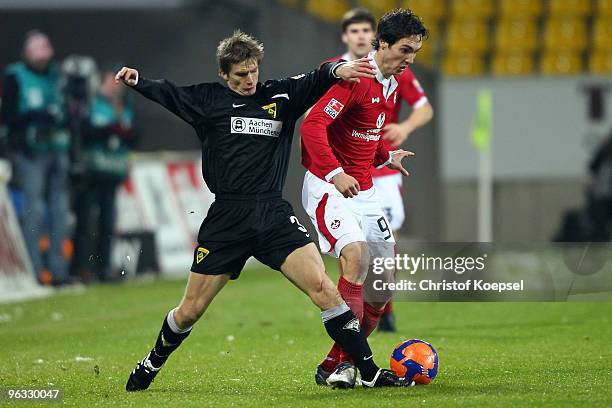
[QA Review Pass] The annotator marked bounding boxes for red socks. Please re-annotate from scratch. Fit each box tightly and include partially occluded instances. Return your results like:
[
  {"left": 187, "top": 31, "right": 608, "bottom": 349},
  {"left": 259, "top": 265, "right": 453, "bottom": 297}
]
[{"left": 361, "top": 302, "right": 385, "bottom": 338}]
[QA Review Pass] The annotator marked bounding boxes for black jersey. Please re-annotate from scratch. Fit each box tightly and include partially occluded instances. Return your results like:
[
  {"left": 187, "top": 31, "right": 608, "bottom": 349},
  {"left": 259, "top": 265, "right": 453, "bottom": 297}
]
[{"left": 132, "top": 62, "right": 342, "bottom": 195}]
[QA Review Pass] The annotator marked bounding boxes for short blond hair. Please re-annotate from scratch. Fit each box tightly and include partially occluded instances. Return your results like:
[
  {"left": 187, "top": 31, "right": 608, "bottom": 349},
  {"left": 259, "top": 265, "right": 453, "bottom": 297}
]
[{"left": 216, "top": 30, "right": 264, "bottom": 74}]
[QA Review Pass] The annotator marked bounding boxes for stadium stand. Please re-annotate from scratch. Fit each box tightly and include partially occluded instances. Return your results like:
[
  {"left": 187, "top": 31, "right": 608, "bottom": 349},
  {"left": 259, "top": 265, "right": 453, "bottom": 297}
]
[
  {"left": 495, "top": 18, "right": 538, "bottom": 53},
  {"left": 492, "top": 51, "right": 534, "bottom": 76},
  {"left": 543, "top": 18, "right": 588, "bottom": 52},
  {"left": 357, "top": 0, "right": 398, "bottom": 17},
  {"left": 450, "top": 0, "right": 494, "bottom": 19},
  {"left": 548, "top": 0, "right": 592, "bottom": 17},
  {"left": 442, "top": 51, "right": 485, "bottom": 76},
  {"left": 499, "top": 0, "right": 542, "bottom": 18},
  {"left": 590, "top": 49, "right": 612, "bottom": 74},
  {"left": 286, "top": 0, "right": 612, "bottom": 75},
  {"left": 541, "top": 50, "right": 583, "bottom": 75}
]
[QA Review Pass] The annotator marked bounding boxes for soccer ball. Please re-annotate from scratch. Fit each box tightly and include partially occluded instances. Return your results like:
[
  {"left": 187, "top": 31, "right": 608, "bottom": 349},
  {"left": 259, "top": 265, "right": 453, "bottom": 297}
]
[{"left": 390, "top": 339, "right": 439, "bottom": 384}]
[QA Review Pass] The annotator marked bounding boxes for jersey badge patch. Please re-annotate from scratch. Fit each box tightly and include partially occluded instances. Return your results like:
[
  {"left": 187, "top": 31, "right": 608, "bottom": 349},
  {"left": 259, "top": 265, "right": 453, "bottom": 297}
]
[
  {"left": 261, "top": 102, "right": 277, "bottom": 119},
  {"left": 324, "top": 98, "right": 344, "bottom": 119},
  {"left": 196, "top": 247, "right": 209, "bottom": 264}
]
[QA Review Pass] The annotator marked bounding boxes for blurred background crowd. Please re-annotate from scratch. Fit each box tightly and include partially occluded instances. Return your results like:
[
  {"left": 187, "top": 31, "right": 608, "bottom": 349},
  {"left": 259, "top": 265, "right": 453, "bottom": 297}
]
[{"left": 0, "top": 30, "right": 136, "bottom": 286}]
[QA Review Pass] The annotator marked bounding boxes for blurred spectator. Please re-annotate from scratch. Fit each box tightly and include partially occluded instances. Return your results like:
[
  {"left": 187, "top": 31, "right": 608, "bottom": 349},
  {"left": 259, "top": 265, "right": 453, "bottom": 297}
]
[
  {"left": 71, "top": 66, "right": 136, "bottom": 282},
  {"left": 586, "top": 134, "right": 612, "bottom": 241},
  {"left": 555, "top": 130, "right": 612, "bottom": 242},
  {"left": 0, "top": 30, "right": 71, "bottom": 285}
]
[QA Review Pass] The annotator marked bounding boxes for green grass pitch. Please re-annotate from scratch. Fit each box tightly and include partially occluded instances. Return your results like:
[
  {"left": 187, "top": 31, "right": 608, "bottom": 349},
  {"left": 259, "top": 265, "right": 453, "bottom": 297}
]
[{"left": 1, "top": 264, "right": 611, "bottom": 407}]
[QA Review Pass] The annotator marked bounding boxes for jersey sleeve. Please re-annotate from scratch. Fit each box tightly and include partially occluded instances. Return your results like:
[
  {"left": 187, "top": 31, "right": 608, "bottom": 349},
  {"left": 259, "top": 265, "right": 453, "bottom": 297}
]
[
  {"left": 373, "top": 139, "right": 393, "bottom": 168},
  {"left": 132, "top": 77, "right": 211, "bottom": 127},
  {"left": 397, "top": 68, "right": 428, "bottom": 109},
  {"left": 282, "top": 61, "right": 344, "bottom": 118},
  {"left": 300, "top": 80, "right": 363, "bottom": 181}
]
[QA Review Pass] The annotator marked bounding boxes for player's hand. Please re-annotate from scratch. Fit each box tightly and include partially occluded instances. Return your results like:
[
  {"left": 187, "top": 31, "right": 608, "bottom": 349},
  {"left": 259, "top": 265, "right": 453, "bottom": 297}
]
[
  {"left": 115, "top": 66, "right": 139, "bottom": 86},
  {"left": 334, "top": 57, "right": 376, "bottom": 83},
  {"left": 332, "top": 172, "right": 360, "bottom": 198},
  {"left": 383, "top": 123, "right": 411, "bottom": 147},
  {"left": 387, "top": 149, "right": 415, "bottom": 177}
]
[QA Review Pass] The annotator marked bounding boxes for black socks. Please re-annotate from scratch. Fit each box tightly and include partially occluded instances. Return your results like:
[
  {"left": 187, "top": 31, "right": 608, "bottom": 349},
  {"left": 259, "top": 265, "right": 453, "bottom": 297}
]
[
  {"left": 321, "top": 303, "right": 379, "bottom": 382},
  {"left": 148, "top": 311, "right": 191, "bottom": 368}
]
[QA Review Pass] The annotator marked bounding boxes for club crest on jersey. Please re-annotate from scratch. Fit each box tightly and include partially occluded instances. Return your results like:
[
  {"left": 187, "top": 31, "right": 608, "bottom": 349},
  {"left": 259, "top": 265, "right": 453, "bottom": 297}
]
[
  {"left": 343, "top": 318, "right": 361, "bottom": 332},
  {"left": 330, "top": 219, "right": 341, "bottom": 229},
  {"left": 196, "top": 247, "right": 209, "bottom": 264},
  {"left": 261, "top": 102, "right": 277, "bottom": 119},
  {"left": 324, "top": 98, "right": 344, "bottom": 119},
  {"left": 376, "top": 112, "right": 386, "bottom": 129}
]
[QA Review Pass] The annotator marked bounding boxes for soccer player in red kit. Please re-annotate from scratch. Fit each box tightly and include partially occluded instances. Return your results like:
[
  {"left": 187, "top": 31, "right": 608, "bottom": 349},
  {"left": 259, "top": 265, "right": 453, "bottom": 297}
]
[
  {"left": 301, "top": 9, "right": 428, "bottom": 387},
  {"left": 321, "top": 8, "right": 434, "bottom": 333}
]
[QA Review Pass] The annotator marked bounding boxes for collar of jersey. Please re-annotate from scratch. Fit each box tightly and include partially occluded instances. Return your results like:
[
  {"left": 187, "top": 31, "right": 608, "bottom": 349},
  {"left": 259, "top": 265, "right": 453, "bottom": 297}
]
[{"left": 368, "top": 51, "right": 397, "bottom": 102}]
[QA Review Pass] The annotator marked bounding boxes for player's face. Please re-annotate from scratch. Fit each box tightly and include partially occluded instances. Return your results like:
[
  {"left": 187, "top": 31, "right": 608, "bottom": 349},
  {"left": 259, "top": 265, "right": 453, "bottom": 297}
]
[
  {"left": 380, "top": 35, "right": 423, "bottom": 76},
  {"left": 342, "top": 22, "right": 375, "bottom": 59},
  {"left": 222, "top": 59, "right": 259, "bottom": 96}
]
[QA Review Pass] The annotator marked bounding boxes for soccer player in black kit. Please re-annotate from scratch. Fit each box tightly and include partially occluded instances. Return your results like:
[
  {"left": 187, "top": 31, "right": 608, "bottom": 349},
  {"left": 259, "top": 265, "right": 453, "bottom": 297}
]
[{"left": 115, "top": 31, "right": 414, "bottom": 391}]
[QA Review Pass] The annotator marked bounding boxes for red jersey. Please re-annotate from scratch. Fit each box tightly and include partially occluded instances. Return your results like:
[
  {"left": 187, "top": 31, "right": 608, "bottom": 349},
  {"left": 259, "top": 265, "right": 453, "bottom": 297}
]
[
  {"left": 301, "top": 55, "right": 399, "bottom": 190},
  {"left": 323, "top": 54, "right": 428, "bottom": 177}
]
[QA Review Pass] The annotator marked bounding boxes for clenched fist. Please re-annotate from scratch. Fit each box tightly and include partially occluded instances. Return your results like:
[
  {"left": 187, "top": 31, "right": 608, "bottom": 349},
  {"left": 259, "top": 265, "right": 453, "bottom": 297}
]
[{"left": 115, "top": 66, "right": 139, "bottom": 86}]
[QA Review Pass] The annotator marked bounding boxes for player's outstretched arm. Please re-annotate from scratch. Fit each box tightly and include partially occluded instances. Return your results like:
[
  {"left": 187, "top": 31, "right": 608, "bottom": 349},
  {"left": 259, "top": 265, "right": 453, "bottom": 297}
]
[
  {"left": 114, "top": 66, "right": 207, "bottom": 127},
  {"left": 287, "top": 59, "right": 374, "bottom": 117}
]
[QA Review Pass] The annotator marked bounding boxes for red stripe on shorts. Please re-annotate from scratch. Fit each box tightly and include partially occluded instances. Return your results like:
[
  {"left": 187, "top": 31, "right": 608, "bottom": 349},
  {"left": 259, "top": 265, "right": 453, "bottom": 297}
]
[{"left": 315, "top": 193, "right": 337, "bottom": 253}]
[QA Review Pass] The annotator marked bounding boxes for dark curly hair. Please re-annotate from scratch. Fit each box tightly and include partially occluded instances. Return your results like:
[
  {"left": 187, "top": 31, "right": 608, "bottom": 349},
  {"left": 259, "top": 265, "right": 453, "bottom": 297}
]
[{"left": 372, "top": 9, "right": 428, "bottom": 50}]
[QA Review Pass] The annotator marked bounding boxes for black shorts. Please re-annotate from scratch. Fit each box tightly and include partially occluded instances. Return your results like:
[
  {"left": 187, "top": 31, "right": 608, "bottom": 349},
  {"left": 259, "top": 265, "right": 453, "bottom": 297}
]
[{"left": 190, "top": 193, "right": 312, "bottom": 279}]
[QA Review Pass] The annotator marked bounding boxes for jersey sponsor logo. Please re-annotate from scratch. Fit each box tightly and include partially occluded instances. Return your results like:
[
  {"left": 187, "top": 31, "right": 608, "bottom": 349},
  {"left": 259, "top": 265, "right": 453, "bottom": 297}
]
[
  {"left": 376, "top": 112, "right": 386, "bottom": 129},
  {"left": 231, "top": 116, "right": 283, "bottom": 138},
  {"left": 343, "top": 318, "right": 361, "bottom": 332},
  {"left": 196, "top": 247, "right": 209, "bottom": 264},
  {"left": 371, "top": 97, "right": 380, "bottom": 103},
  {"left": 351, "top": 129, "right": 381, "bottom": 142},
  {"left": 324, "top": 98, "right": 344, "bottom": 119},
  {"left": 261, "top": 102, "right": 277, "bottom": 119},
  {"left": 330, "top": 219, "right": 341, "bottom": 230}
]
